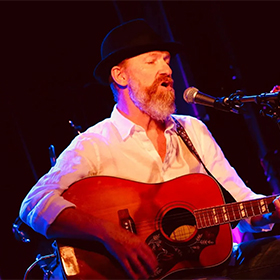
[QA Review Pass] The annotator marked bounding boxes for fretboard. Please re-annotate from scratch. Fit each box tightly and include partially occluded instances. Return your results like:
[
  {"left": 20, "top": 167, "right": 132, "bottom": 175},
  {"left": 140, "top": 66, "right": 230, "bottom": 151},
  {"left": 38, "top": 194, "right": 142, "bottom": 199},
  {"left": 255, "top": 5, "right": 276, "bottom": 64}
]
[{"left": 194, "top": 194, "right": 278, "bottom": 229}]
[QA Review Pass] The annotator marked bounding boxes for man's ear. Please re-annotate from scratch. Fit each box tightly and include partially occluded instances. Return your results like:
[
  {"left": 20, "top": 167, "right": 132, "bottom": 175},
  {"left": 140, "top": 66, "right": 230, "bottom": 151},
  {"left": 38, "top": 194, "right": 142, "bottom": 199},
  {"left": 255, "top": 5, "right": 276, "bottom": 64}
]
[{"left": 111, "top": 66, "right": 127, "bottom": 87}]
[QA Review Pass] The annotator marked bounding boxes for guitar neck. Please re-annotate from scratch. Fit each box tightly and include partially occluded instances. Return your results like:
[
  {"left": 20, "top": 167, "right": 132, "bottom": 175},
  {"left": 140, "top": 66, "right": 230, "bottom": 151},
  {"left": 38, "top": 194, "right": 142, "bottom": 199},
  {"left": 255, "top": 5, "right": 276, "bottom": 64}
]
[{"left": 194, "top": 194, "right": 278, "bottom": 229}]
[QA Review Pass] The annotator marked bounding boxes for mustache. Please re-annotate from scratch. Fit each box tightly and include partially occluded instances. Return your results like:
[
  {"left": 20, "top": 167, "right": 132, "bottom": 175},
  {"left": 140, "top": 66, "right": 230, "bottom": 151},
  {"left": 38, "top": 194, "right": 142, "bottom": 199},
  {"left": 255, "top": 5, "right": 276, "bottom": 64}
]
[{"left": 154, "top": 75, "right": 174, "bottom": 88}]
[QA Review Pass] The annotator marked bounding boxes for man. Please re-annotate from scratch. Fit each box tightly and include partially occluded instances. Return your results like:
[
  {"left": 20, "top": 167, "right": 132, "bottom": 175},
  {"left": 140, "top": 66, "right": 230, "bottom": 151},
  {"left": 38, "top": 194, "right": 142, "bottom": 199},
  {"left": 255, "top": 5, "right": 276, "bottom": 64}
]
[{"left": 20, "top": 19, "right": 280, "bottom": 279}]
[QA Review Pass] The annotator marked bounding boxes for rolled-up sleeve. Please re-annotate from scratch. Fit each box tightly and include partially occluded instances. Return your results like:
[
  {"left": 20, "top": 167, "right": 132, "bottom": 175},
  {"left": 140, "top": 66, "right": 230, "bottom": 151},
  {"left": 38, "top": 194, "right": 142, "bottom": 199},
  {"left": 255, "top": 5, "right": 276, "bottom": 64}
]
[{"left": 19, "top": 134, "right": 98, "bottom": 236}]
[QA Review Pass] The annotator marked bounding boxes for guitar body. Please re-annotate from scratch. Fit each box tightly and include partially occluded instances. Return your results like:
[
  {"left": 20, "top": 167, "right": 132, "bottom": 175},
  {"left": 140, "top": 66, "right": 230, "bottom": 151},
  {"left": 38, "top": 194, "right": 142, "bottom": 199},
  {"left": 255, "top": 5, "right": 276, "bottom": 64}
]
[{"left": 56, "top": 174, "right": 233, "bottom": 279}]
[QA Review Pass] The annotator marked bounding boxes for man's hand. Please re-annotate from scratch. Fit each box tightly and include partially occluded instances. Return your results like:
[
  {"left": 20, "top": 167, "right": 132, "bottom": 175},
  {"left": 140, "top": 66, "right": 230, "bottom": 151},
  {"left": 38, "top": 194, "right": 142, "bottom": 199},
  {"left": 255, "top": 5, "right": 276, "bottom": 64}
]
[
  {"left": 102, "top": 222, "right": 158, "bottom": 279},
  {"left": 271, "top": 196, "right": 280, "bottom": 223},
  {"left": 46, "top": 207, "right": 158, "bottom": 279}
]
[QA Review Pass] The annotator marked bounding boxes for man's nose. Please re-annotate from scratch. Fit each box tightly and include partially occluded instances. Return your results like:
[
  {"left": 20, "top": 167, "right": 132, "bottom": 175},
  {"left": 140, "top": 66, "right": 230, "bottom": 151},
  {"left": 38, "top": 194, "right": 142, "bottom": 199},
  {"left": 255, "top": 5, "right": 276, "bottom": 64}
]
[{"left": 159, "top": 61, "right": 172, "bottom": 76}]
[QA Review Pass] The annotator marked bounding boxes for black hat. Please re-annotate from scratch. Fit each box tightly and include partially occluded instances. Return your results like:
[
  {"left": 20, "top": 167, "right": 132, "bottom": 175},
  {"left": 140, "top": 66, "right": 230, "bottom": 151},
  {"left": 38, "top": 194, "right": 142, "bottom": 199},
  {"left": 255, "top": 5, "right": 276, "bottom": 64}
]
[{"left": 93, "top": 19, "right": 183, "bottom": 85}]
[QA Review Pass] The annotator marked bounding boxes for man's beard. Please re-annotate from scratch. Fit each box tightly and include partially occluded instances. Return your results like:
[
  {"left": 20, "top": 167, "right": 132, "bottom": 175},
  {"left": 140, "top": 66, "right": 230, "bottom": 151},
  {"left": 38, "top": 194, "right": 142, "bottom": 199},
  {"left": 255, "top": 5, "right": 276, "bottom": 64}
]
[{"left": 127, "top": 74, "right": 176, "bottom": 121}]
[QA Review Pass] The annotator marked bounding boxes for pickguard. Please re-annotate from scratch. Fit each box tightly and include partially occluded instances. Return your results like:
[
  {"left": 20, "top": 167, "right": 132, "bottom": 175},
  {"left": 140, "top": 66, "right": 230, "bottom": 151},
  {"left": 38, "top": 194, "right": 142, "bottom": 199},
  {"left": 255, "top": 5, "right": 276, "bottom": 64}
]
[{"left": 146, "top": 206, "right": 219, "bottom": 279}]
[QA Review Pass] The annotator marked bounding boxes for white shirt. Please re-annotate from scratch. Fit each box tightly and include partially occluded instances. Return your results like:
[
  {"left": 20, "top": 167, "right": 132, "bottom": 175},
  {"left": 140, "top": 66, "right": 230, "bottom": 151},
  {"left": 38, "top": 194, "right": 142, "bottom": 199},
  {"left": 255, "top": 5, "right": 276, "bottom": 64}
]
[{"left": 20, "top": 105, "right": 272, "bottom": 236}]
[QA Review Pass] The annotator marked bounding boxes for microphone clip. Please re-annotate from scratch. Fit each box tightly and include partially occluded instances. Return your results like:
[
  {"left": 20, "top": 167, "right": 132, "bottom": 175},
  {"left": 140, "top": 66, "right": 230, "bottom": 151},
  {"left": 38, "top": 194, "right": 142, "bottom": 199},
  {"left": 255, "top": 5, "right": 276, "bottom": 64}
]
[
  {"left": 258, "top": 94, "right": 280, "bottom": 123},
  {"left": 212, "top": 90, "right": 245, "bottom": 114},
  {"left": 227, "top": 88, "right": 280, "bottom": 124},
  {"left": 223, "top": 90, "right": 245, "bottom": 114}
]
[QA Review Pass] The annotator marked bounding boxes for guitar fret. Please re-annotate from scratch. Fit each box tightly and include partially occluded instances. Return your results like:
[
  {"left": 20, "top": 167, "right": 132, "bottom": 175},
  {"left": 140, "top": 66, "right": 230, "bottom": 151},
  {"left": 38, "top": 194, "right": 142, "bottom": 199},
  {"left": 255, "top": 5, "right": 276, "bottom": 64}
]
[
  {"left": 261, "top": 199, "right": 269, "bottom": 214},
  {"left": 196, "top": 211, "right": 203, "bottom": 228},
  {"left": 239, "top": 203, "right": 247, "bottom": 218},
  {"left": 196, "top": 208, "right": 217, "bottom": 228},
  {"left": 203, "top": 210, "right": 209, "bottom": 227},
  {"left": 199, "top": 213, "right": 204, "bottom": 228},
  {"left": 250, "top": 201, "right": 257, "bottom": 216},
  {"left": 231, "top": 204, "right": 236, "bottom": 220},
  {"left": 216, "top": 206, "right": 224, "bottom": 224},
  {"left": 208, "top": 209, "right": 215, "bottom": 225},
  {"left": 212, "top": 208, "right": 219, "bottom": 224},
  {"left": 202, "top": 211, "right": 207, "bottom": 227},
  {"left": 226, "top": 204, "right": 235, "bottom": 221},
  {"left": 264, "top": 199, "right": 270, "bottom": 213},
  {"left": 243, "top": 203, "right": 248, "bottom": 217},
  {"left": 195, "top": 195, "right": 278, "bottom": 229},
  {"left": 257, "top": 200, "right": 262, "bottom": 214},
  {"left": 222, "top": 206, "right": 229, "bottom": 223},
  {"left": 207, "top": 209, "right": 215, "bottom": 226},
  {"left": 234, "top": 203, "right": 241, "bottom": 220},
  {"left": 244, "top": 203, "right": 249, "bottom": 217},
  {"left": 225, "top": 204, "right": 235, "bottom": 222},
  {"left": 195, "top": 211, "right": 202, "bottom": 228},
  {"left": 200, "top": 211, "right": 206, "bottom": 228},
  {"left": 246, "top": 201, "right": 254, "bottom": 217},
  {"left": 208, "top": 209, "right": 214, "bottom": 226}
]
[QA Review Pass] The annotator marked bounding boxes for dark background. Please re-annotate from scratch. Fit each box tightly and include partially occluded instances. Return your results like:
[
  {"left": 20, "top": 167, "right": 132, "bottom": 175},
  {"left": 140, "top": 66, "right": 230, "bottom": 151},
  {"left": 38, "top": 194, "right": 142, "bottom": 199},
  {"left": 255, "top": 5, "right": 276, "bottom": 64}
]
[{"left": 1, "top": 1, "right": 280, "bottom": 279}]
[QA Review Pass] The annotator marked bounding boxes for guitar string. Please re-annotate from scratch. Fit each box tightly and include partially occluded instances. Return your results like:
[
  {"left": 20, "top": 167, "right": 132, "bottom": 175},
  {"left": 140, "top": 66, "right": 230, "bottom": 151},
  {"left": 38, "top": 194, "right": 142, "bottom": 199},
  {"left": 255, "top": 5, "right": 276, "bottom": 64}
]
[
  {"left": 122, "top": 198, "right": 275, "bottom": 234},
  {"left": 114, "top": 195, "right": 276, "bottom": 229}
]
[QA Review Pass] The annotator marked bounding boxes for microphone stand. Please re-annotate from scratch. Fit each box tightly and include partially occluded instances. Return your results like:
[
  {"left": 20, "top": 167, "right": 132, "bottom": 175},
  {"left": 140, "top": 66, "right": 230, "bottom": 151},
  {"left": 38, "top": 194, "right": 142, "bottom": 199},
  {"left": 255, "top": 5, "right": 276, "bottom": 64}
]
[
  {"left": 225, "top": 87, "right": 280, "bottom": 194},
  {"left": 226, "top": 89, "right": 280, "bottom": 130}
]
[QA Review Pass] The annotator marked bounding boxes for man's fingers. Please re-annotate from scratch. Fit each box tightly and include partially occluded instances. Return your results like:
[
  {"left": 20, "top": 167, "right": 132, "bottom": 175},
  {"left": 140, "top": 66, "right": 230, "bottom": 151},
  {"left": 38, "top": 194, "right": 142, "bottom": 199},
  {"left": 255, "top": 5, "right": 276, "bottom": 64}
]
[
  {"left": 128, "top": 254, "right": 150, "bottom": 279},
  {"left": 139, "top": 245, "right": 158, "bottom": 274},
  {"left": 122, "top": 258, "right": 139, "bottom": 279},
  {"left": 124, "top": 246, "right": 158, "bottom": 279},
  {"left": 273, "top": 196, "right": 280, "bottom": 208}
]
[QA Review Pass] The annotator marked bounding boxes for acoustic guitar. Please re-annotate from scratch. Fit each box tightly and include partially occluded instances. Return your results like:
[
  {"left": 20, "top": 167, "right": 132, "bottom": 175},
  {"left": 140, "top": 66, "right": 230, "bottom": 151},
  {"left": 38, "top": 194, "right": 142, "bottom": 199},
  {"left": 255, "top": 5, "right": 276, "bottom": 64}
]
[{"left": 55, "top": 173, "right": 277, "bottom": 279}]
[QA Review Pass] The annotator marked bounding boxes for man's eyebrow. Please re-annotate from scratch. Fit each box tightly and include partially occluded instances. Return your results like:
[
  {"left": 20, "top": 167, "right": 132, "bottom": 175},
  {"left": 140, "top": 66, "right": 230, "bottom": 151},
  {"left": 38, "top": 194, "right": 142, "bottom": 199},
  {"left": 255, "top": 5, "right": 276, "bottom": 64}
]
[{"left": 145, "top": 52, "right": 158, "bottom": 58}]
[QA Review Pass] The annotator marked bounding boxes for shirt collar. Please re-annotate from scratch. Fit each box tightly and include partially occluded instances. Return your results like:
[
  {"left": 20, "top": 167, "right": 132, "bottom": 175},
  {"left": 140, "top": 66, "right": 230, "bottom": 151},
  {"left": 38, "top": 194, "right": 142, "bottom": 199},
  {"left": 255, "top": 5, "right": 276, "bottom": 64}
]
[
  {"left": 111, "top": 104, "right": 178, "bottom": 140},
  {"left": 111, "top": 105, "right": 136, "bottom": 140},
  {"left": 166, "top": 115, "right": 178, "bottom": 133}
]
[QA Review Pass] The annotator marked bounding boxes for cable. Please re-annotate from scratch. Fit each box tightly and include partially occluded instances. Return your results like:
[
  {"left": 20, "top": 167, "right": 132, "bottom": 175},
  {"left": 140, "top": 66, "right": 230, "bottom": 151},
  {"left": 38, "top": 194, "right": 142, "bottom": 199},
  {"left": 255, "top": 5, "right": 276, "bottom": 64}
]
[{"left": 23, "top": 253, "right": 56, "bottom": 280}]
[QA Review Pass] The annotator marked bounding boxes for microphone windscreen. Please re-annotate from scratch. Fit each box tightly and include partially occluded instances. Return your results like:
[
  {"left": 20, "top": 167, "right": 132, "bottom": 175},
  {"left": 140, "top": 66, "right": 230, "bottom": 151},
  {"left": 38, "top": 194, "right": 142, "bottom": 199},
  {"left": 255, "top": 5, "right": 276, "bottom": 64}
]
[{"left": 183, "top": 87, "right": 199, "bottom": 103}]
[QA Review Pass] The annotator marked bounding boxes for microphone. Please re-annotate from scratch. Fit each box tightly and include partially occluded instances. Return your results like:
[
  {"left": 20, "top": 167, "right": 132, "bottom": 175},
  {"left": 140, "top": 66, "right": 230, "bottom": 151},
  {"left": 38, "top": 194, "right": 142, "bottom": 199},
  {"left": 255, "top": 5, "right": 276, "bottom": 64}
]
[
  {"left": 183, "top": 87, "right": 240, "bottom": 114},
  {"left": 183, "top": 87, "right": 280, "bottom": 114}
]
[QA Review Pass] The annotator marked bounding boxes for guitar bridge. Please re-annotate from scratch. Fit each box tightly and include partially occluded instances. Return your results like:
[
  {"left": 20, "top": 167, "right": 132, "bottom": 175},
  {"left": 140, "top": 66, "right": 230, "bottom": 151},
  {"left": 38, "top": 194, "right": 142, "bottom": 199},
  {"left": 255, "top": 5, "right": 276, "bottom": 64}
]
[{"left": 118, "top": 209, "right": 137, "bottom": 234}]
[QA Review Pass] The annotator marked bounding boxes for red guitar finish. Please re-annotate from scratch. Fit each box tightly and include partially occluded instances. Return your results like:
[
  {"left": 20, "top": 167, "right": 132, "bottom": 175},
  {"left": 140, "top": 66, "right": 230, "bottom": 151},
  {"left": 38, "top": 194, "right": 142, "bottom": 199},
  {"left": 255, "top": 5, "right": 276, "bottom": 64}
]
[{"left": 55, "top": 174, "right": 277, "bottom": 279}]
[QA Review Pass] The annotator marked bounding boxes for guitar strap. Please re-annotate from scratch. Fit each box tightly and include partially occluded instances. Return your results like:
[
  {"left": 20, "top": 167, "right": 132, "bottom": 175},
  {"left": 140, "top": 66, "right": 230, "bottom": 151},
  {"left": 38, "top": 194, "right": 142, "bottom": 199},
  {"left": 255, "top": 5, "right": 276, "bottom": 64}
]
[{"left": 171, "top": 116, "right": 237, "bottom": 208}]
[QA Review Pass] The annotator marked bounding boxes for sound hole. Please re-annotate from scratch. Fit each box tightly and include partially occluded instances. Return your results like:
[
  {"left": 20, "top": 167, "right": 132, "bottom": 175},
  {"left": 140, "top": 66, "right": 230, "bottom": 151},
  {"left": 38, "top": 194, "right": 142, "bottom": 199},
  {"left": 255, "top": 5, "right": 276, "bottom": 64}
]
[{"left": 161, "top": 207, "right": 196, "bottom": 242}]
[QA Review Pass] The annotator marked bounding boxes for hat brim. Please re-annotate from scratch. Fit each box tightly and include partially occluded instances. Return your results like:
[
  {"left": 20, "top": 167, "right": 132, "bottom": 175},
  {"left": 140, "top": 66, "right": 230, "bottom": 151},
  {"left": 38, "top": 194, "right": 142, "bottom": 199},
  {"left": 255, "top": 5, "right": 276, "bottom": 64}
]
[{"left": 93, "top": 41, "right": 184, "bottom": 86}]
